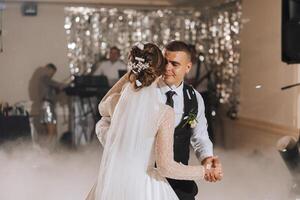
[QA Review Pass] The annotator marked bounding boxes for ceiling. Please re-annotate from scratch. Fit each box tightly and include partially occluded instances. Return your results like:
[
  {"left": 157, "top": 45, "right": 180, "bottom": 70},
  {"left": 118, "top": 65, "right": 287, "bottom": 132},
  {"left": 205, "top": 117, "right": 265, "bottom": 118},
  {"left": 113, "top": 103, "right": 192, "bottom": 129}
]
[{"left": 4, "top": 0, "right": 229, "bottom": 7}]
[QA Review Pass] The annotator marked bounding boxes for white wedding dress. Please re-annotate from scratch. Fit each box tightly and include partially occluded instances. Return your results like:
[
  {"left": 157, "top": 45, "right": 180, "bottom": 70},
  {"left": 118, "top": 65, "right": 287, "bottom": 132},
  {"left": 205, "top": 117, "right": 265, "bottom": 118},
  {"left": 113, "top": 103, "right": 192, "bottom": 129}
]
[{"left": 86, "top": 75, "right": 204, "bottom": 200}]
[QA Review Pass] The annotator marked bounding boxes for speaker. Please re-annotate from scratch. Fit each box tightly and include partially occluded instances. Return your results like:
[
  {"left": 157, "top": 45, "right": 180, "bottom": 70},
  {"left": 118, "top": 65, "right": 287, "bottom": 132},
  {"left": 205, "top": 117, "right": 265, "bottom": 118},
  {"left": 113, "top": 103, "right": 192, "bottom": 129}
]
[
  {"left": 0, "top": 115, "right": 31, "bottom": 142},
  {"left": 282, "top": 0, "right": 300, "bottom": 64}
]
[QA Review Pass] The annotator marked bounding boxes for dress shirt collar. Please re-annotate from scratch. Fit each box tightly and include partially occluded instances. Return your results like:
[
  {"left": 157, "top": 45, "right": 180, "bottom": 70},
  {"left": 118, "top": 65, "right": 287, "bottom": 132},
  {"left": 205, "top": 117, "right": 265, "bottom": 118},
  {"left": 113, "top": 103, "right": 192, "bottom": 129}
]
[{"left": 158, "top": 79, "right": 184, "bottom": 97}]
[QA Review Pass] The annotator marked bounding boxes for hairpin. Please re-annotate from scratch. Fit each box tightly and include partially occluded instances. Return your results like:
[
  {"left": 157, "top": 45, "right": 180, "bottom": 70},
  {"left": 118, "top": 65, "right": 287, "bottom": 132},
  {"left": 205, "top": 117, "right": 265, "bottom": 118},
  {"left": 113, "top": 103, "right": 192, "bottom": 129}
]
[
  {"left": 135, "top": 57, "right": 145, "bottom": 62},
  {"left": 136, "top": 42, "right": 144, "bottom": 50},
  {"left": 135, "top": 80, "right": 142, "bottom": 87}
]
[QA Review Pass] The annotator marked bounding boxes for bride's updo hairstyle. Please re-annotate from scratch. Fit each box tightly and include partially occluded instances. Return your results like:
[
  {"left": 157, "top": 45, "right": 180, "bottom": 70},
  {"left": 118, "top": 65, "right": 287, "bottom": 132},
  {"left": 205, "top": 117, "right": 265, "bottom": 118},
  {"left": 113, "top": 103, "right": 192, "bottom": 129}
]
[{"left": 128, "top": 43, "right": 165, "bottom": 89}]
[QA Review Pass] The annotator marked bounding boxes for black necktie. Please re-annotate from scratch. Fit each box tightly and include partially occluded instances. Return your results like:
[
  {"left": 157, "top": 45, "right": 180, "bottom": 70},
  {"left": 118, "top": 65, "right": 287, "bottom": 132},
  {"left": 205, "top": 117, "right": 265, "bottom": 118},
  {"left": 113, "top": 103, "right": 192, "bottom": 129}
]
[{"left": 165, "top": 91, "right": 176, "bottom": 108}]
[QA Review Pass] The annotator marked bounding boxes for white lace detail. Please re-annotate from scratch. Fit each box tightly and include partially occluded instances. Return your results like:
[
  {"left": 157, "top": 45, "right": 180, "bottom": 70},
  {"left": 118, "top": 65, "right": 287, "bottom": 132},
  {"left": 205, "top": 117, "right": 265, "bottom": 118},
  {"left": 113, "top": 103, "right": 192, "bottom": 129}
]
[{"left": 155, "top": 106, "right": 204, "bottom": 180}]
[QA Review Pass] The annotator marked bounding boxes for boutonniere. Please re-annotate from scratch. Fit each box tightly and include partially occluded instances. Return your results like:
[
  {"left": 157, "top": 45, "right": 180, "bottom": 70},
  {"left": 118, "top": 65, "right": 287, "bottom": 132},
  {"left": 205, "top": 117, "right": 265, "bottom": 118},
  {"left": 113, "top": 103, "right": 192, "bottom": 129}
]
[{"left": 182, "top": 111, "right": 198, "bottom": 128}]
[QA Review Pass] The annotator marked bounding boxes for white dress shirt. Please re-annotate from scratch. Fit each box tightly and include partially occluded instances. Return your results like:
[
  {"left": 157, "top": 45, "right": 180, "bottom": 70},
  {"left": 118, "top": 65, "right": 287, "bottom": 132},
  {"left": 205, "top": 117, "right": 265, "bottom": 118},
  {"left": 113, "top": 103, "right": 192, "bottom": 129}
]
[
  {"left": 157, "top": 79, "right": 213, "bottom": 162},
  {"left": 93, "top": 60, "right": 127, "bottom": 86}
]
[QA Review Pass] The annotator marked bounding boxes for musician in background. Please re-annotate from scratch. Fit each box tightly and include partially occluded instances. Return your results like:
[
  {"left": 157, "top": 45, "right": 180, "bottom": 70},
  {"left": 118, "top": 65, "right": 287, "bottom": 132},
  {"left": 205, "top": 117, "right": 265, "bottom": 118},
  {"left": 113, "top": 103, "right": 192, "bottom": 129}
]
[
  {"left": 39, "top": 63, "right": 65, "bottom": 147},
  {"left": 93, "top": 46, "right": 127, "bottom": 87}
]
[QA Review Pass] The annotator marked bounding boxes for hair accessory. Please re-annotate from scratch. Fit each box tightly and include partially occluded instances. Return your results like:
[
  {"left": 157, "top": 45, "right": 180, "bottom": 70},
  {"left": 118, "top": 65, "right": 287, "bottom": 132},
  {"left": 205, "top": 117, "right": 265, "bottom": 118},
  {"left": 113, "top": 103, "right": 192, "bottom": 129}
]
[
  {"left": 135, "top": 80, "right": 142, "bottom": 87},
  {"left": 128, "top": 42, "right": 150, "bottom": 87},
  {"left": 135, "top": 57, "right": 145, "bottom": 62},
  {"left": 128, "top": 60, "right": 150, "bottom": 74},
  {"left": 136, "top": 42, "right": 144, "bottom": 50}
]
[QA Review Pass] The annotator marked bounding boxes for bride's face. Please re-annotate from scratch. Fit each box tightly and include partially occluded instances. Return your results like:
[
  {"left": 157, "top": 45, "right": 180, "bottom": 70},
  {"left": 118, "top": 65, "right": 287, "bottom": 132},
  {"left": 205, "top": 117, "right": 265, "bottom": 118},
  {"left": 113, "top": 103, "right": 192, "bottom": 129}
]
[{"left": 163, "top": 50, "right": 192, "bottom": 87}]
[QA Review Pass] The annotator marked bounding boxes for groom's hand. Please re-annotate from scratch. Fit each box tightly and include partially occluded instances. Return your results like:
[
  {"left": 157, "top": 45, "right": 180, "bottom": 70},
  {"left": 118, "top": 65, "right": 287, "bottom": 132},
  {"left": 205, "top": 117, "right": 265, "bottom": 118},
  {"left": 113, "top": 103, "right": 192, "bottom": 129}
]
[{"left": 202, "top": 156, "right": 223, "bottom": 182}]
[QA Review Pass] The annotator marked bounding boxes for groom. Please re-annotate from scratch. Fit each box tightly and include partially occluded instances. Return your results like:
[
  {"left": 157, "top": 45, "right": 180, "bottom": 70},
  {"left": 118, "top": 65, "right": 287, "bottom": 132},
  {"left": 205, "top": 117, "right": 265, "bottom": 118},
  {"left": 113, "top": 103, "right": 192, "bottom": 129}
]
[
  {"left": 159, "top": 40, "right": 222, "bottom": 200},
  {"left": 96, "top": 41, "right": 222, "bottom": 200}
]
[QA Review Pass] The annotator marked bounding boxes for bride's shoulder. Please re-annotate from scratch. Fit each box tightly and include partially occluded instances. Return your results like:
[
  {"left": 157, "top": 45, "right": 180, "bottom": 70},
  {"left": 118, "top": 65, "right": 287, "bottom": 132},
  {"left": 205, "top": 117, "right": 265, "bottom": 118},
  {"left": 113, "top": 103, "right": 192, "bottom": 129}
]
[
  {"left": 158, "top": 104, "right": 175, "bottom": 117},
  {"left": 157, "top": 105, "right": 174, "bottom": 127}
]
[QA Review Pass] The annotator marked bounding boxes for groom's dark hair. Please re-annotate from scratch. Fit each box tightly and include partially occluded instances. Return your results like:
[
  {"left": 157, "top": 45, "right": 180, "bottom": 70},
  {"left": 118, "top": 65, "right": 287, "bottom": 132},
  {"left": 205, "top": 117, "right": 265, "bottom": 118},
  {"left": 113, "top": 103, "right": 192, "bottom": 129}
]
[{"left": 165, "top": 41, "right": 192, "bottom": 61}]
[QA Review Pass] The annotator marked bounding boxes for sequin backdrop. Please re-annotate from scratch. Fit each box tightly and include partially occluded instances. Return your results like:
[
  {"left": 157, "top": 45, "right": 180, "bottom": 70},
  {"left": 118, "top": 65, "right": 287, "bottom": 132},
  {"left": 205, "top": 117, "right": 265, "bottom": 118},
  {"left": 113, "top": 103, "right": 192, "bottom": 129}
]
[{"left": 64, "top": 0, "right": 242, "bottom": 112}]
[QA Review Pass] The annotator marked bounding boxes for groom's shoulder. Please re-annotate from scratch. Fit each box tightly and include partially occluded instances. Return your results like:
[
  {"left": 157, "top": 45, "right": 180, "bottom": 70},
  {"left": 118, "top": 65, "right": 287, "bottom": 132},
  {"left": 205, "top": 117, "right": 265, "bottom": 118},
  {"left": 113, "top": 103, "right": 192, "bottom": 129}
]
[
  {"left": 183, "top": 83, "right": 198, "bottom": 95},
  {"left": 183, "top": 83, "right": 203, "bottom": 103}
]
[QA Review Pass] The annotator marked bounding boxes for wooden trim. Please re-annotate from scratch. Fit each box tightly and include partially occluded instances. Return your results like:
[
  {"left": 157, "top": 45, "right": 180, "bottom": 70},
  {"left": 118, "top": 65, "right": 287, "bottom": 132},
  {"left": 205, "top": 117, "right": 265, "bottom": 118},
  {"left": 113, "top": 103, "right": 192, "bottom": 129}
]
[{"left": 235, "top": 116, "right": 299, "bottom": 137}]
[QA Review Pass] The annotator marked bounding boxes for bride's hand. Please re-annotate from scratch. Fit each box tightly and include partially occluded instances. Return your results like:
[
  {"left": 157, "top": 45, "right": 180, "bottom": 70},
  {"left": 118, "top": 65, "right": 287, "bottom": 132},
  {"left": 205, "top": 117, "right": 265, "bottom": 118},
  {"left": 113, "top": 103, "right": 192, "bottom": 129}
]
[
  {"left": 204, "top": 164, "right": 223, "bottom": 182},
  {"left": 213, "top": 164, "right": 223, "bottom": 180}
]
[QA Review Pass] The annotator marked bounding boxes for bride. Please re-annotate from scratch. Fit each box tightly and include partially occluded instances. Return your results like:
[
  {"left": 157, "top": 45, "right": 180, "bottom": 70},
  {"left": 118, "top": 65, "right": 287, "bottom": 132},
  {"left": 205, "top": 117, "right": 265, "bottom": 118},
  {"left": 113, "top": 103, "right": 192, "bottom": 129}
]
[{"left": 86, "top": 43, "right": 221, "bottom": 200}]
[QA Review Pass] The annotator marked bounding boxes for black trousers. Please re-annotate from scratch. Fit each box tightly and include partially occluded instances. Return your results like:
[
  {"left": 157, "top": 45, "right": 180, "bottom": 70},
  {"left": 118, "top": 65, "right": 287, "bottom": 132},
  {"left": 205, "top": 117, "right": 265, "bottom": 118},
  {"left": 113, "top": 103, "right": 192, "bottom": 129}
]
[{"left": 167, "top": 178, "right": 198, "bottom": 200}]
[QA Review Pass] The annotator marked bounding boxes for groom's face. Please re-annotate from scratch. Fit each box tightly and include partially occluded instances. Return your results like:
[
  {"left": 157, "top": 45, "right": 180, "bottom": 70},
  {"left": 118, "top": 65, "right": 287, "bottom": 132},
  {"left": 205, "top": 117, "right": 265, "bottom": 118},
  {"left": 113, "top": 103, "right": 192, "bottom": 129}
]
[{"left": 163, "top": 50, "right": 192, "bottom": 87}]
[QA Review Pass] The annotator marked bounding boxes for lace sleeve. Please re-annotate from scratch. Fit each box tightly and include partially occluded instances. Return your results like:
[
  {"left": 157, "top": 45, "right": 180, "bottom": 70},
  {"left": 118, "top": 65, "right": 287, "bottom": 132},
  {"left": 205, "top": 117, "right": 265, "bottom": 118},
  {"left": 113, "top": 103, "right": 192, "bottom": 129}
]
[
  {"left": 99, "top": 93, "right": 121, "bottom": 117},
  {"left": 155, "top": 107, "right": 204, "bottom": 180},
  {"left": 99, "top": 73, "right": 128, "bottom": 117},
  {"left": 95, "top": 116, "right": 111, "bottom": 146}
]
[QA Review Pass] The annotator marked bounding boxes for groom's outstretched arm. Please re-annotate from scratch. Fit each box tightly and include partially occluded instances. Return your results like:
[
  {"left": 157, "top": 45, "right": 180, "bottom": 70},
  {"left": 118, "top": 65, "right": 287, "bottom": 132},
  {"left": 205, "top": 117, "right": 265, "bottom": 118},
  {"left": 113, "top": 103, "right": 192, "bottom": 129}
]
[
  {"left": 190, "top": 90, "right": 213, "bottom": 162},
  {"left": 190, "top": 90, "right": 223, "bottom": 182}
]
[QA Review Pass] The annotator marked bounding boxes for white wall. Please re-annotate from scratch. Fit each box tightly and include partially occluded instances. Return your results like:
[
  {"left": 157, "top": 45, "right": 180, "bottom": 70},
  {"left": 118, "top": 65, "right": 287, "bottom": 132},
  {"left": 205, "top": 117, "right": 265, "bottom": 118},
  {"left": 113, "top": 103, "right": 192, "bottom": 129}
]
[
  {"left": 239, "top": 0, "right": 300, "bottom": 128},
  {"left": 0, "top": 3, "right": 69, "bottom": 104}
]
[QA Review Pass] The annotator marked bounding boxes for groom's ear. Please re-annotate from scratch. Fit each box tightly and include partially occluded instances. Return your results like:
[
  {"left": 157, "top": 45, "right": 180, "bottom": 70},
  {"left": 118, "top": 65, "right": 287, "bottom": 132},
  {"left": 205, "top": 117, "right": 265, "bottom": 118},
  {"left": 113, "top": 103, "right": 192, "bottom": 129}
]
[{"left": 186, "top": 61, "right": 192, "bottom": 74}]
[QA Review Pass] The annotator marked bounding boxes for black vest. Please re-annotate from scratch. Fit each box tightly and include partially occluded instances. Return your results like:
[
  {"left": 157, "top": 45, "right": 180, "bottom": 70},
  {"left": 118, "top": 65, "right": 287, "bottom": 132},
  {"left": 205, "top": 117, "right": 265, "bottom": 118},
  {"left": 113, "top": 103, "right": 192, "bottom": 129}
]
[{"left": 173, "top": 84, "right": 198, "bottom": 165}]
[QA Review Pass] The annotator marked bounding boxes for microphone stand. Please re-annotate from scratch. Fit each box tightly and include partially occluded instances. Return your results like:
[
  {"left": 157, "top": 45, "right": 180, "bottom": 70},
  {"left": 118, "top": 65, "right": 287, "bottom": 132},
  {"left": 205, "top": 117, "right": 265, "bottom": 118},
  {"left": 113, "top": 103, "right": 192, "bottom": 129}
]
[{"left": 281, "top": 83, "right": 300, "bottom": 90}]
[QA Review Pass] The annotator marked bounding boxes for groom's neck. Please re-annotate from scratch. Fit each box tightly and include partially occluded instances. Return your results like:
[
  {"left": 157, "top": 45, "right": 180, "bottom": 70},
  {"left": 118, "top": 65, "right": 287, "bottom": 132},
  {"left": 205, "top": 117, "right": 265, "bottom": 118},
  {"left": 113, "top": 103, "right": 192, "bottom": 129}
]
[{"left": 164, "top": 81, "right": 183, "bottom": 89}]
